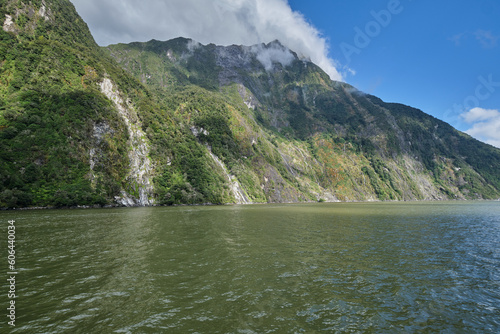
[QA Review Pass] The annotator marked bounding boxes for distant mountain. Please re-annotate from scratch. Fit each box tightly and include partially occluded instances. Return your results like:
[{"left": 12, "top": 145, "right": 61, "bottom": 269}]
[{"left": 1, "top": 0, "right": 499, "bottom": 208}]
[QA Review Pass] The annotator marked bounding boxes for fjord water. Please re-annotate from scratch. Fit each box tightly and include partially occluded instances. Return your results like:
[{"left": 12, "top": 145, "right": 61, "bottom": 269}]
[{"left": 1, "top": 202, "right": 499, "bottom": 333}]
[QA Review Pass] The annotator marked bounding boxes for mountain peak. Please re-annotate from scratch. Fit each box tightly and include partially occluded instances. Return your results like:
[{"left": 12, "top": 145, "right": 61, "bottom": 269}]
[
  {"left": 250, "top": 39, "right": 298, "bottom": 71},
  {"left": 1, "top": 0, "right": 97, "bottom": 48},
  {"left": 264, "top": 39, "right": 286, "bottom": 48}
]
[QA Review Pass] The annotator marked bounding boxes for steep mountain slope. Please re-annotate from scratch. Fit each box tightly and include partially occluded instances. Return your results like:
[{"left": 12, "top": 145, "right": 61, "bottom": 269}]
[
  {"left": 1, "top": 0, "right": 499, "bottom": 209},
  {"left": 104, "top": 38, "right": 500, "bottom": 203},
  {"left": 0, "top": 0, "right": 161, "bottom": 207}
]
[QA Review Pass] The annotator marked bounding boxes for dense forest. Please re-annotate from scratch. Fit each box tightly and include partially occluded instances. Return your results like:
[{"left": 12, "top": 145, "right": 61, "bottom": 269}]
[{"left": 1, "top": 0, "right": 499, "bottom": 208}]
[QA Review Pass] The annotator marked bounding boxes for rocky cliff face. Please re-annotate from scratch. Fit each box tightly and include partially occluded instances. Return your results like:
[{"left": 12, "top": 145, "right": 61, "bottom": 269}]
[
  {"left": 1, "top": 1, "right": 500, "bottom": 208},
  {"left": 99, "top": 78, "right": 155, "bottom": 206}
]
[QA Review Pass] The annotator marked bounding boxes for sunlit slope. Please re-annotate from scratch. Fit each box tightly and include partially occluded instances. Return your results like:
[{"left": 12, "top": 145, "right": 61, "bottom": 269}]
[{"left": 105, "top": 38, "right": 500, "bottom": 203}]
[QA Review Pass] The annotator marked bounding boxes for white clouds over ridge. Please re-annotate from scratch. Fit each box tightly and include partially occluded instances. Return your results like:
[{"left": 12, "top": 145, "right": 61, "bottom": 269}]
[
  {"left": 70, "top": 0, "right": 343, "bottom": 81},
  {"left": 461, "top": 108, "right": 500, "bottom": 148}
]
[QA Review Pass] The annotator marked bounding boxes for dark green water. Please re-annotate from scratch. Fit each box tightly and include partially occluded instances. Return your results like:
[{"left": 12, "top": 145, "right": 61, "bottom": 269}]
[{"left": 1, "top": 202, "right": 499, "bottom": 333}]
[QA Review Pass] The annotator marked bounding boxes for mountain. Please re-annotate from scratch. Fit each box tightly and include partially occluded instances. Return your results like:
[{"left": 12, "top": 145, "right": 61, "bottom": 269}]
[
  {"left": 103, "top": 38, "right": 500, "bottom": 203},
  {"left": 1, "top": 0, "right": 499, "bottom": 208},
  {"left": 0, "top": 0, "right": 159, "bottom": 207}
]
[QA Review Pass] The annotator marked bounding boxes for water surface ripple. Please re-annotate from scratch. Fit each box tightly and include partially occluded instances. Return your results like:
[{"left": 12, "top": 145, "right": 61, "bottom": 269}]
[{"left": 1, "top": 202, "right": 499, "bottom": 333}]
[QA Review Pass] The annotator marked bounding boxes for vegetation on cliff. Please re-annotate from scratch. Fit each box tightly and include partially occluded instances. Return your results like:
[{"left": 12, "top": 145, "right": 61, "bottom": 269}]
[{"left": 1, "top": 0, "right": 499, "bottom": 208}]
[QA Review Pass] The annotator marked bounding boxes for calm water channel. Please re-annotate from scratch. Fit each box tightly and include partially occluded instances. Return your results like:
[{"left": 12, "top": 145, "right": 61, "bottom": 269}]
[{"left": 1, "top": 201, "right": 499, "bottom": 333}]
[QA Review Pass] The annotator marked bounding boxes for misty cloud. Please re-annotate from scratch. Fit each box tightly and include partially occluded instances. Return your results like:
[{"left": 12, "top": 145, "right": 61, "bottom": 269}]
[
  {"left": 251, "top": 43, "right": 295, "bottom": 71},
  {"left": 69, "top": 0, "right": 342, "bottom": 81}
]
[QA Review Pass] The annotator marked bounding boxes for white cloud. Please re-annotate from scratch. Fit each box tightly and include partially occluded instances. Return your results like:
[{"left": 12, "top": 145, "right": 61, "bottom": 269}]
[
  {"left": 461, "top": 107, "right": 500, "bottom": 123},
  {"left": 251, "top": 42, "right": 295, "bottom": 71},
  {"left": 461, "top": 107, "right": 500, "bottom": 148},
  {"left": 69, "top": 0, "right": 343, "bottom": 81}
]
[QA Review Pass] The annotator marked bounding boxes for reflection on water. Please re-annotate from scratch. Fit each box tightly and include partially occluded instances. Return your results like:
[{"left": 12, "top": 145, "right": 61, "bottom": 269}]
[{"left": 1, "top": 202, "right": 499, "bottom": 333}]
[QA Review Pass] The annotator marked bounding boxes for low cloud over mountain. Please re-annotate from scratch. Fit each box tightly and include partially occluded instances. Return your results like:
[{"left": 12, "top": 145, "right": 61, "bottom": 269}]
[{"left": 70, "top": 0, "right": 343, "bottom": 81}]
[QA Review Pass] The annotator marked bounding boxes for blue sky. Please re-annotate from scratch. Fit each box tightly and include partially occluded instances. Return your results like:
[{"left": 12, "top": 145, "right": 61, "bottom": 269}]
[
  {"left": 71, "top": 0, "right": 500, "bottom": 147},
  {"left": 288, "top": 0, "right": 500, "bottom": 146}
]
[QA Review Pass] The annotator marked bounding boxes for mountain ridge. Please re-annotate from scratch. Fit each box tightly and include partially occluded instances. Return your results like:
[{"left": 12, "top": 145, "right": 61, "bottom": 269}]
[
  {"left": 103, "top": 37, "right": 500, "bottom": 202},
  {"left": 1, "top": 0, "right": 499, "bottom": 208}
]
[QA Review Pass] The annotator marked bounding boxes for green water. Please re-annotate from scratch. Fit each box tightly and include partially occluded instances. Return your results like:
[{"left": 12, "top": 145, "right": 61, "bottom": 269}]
[{"left": 1, "top": 202, "right": 499, "bottom": 333}]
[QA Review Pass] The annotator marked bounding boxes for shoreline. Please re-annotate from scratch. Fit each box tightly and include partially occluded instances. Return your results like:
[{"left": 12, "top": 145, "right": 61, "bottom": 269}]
[{"left": 1, "top": 197, "right": 492, "bottom": 212}]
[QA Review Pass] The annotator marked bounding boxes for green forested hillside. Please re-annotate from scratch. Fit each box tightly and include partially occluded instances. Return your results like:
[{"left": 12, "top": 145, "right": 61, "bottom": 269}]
[
  {"left": 105, "top": 38, "right": 500, "bottom": 203},
  {"left": 0, "top": 0, "right": 155, "bottom": 207},
  {"left": 1, "top": 0, "right": 499, "bottom": 209}
]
